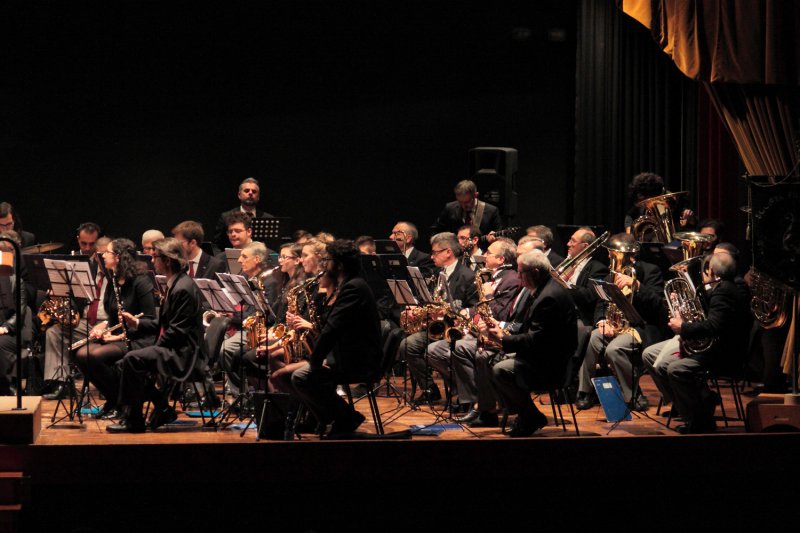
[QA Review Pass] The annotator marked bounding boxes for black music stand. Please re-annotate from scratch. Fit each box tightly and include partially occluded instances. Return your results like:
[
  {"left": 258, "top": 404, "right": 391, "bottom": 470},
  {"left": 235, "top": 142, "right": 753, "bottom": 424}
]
[
  {"left": 213, "top": 273, "right": 261, "bottom": 434},
  {"left": 222, "top": 248, "right": 242, "bottom": 275},
  {"left": 590, "top": 279, "right": 655, "bottom": 433},
  {"left": 374, "top": 240, "right": 402, "bottom": 255},
  {"left": 43, "top": 258, "right": 95, "bottom": 426},
  {"left": 251, "top": 217, "right": 291, "bottom": 252}
]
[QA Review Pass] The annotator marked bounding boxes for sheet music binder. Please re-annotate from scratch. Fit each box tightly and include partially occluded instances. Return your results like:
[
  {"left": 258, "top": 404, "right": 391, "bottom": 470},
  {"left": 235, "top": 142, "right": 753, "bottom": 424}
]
[{"left": 592, "top": 376, "right": 631, "bottom": 422}]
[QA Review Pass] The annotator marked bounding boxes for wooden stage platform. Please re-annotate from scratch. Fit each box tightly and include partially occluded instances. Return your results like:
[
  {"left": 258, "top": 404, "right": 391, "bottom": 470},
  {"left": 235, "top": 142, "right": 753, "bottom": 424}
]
[{"left": 3, "top": 376, "right": 800, "bottom": 532}]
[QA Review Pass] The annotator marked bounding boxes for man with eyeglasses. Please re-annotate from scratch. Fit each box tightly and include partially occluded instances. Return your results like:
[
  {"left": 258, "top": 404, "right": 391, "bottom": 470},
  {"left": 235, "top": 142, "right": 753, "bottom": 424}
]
[
  {"left": 213, "top": 177, "right": 274, "bottom": 252},
  {"left": 141, "top": 229, "right": 165, "bottom": 257},
  {"left": 478, "top": 249, "right": 577, "bottom": 436},
  {"left": 399, "top": 232, "right": 478, "bottom": 405},
  {"left": 457, "top": 225, "right": 483, "bottom": 271},
  {"left": 388, "top": 221, "right": 435, "bottom": 278}
]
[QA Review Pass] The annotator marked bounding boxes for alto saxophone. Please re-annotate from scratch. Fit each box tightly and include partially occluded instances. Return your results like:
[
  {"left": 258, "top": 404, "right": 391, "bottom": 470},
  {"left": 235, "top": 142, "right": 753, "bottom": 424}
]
[{"left": 282, "top": 272, "right": 323, "bottom": 363}]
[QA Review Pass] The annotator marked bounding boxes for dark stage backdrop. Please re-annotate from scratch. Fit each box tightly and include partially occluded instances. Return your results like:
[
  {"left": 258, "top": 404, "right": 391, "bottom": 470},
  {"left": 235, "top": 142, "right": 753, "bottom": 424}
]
[{"left": 2, "top": 2, "right": 577, "bottom": 253}]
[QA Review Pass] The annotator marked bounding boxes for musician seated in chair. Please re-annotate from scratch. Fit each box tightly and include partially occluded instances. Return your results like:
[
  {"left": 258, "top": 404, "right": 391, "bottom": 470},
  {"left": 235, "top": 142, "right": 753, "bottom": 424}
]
[
  {"left": 290, "top": 239, "right": 382, "bottom": 437},
  {"left": 575, "top": 233, "right": 666, "bottom": 411},
  {"left": 642, "top": 252, "right": 751, "bottom": 433},
  {"left": 0, "top": 231, "right": 31, "bottom": 396},
  {"left": 109, "top": 238, "right": 203, "bottom": 433},
  {"left": 480, "top": 249, "right": 577, "bottom": 437}
]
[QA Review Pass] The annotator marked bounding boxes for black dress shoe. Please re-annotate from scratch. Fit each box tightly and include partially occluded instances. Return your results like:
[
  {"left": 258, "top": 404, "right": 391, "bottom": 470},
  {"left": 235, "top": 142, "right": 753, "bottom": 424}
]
[
  {"left": 107, "top": 418, "right": 146, "bottom": 433},
  {"left": 413, "top": 386, "right": 442, "bottom": 405},
  {"left": 149, "top": 406, "right": 178, "bottom": 430},
  {"left": 94, "top": 403, "right": 119, "bottom": 420},
  {"left": 575, "top": 392, "right": 596, "bottom": 411},
  {"left": 509, "top": 411, "right": 548, "bottom": 438},
  {"left": 454, "top": 408, "right": 480, "bottom": 424},
  {"left": 329, "top": 411, "right": 366, "bottom": 436},
  {"left": 468, "top": 411, "right": 499, "bottom": 428},
  {"left": 633, "top": 394, "right": 650, "bottom": 412},
  {"left": 43, "top": 382, "right": 69, "bottom": 401}
]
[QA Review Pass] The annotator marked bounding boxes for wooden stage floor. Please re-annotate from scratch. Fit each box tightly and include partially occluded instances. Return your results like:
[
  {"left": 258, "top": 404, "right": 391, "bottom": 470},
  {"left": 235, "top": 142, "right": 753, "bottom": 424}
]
[
  {"left": 32, "top": 374, "right": 746, "bottom": 445},
  {"left": 6, "top": 376, "right": 800, "bottom": 532}
]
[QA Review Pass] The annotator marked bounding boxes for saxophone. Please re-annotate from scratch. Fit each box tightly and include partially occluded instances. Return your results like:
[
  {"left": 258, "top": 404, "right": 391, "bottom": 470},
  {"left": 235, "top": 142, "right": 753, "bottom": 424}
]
[
  {"left": 242, "top": 267, "right": 279, "bottom": 350},
  {"left": 282, "top": 272, "right": 323, "bottom": 363}
]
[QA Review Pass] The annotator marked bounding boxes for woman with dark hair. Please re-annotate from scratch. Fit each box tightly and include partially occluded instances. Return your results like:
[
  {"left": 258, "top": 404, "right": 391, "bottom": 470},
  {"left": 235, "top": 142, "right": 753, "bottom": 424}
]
[
  {"left": 75, "top": 238, "right": 156, "bottom": 419},
  {"left": 289, "top": 239, "right": 383, "bottom": 436}
]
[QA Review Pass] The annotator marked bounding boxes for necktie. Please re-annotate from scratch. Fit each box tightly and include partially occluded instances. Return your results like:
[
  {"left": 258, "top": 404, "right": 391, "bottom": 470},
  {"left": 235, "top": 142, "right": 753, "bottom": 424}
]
[
  {"left": 189, "top": 261, "right": 196, "bottom": 278},
  {"left": 87, "top": 271, "right": 104, "bottom": 325}
]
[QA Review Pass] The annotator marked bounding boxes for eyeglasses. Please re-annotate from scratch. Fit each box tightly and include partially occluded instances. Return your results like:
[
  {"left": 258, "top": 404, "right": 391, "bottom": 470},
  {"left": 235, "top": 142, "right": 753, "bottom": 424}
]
[
  {"left": 278, "top": 255, "right": 297, "bottom": 261},
  {"left": 0, "top": 222, "right": 13, "bottom": 230},
  {"left": 430, "top": 248, "right": 448, "bottom": 256}
]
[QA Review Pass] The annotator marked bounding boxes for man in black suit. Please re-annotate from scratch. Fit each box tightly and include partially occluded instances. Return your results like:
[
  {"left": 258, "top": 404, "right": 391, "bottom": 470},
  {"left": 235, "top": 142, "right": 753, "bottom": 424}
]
[
  {"left": 432, "top": 180, "right": 503, "bottom": 239},
  {"left": 109, "top": 237, "right": 204, "bottom": 433},
  {"left": 560, "top": 227, "right": 609, "bottom": 391},
  {"left": 0, "top": 203, "right": 35, "bottom": 249},
  {"left": 213, "top": 177, "right": 274, "bottom": 252},
  {"left": 457, "top": 225, "right": 484, "bottom": 271},
  {"left": 389, "top": 221, "right": 435, "bottom": 278},
  {"left": 424, "top": 238, "right": 521, "bottom": 413},
  {"left": 483, "top": 249, "right": 577, "bottom": 437},
  {"left": 172, "top": 220, "right": 226, "bottom": 280},
  {"left": 643, "top": 252, "right": 751, "bottom": 433},
  {"left": 399, "top": 232, "right": 478, "bottom": 404},
  {"left": 576, "top": 233, "right": 666, "bottom": 411},
  {"left": 522, "top": 226, "right": 564, "bottom": 266},
  {"left": 291, "top": 239, "right": 382, "bottom": 437}
]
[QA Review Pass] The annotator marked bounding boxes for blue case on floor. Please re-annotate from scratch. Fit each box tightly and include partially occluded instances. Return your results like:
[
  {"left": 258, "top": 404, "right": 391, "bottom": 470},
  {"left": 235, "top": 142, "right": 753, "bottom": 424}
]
[{"left": 592, "top": 376, "right": 631, "bottom": 422}]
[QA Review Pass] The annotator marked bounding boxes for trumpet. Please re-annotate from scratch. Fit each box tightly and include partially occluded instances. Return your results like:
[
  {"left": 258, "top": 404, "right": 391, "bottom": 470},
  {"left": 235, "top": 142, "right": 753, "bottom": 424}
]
[{"left": 70, "top": 313, "right": 144, "bottom": 350}]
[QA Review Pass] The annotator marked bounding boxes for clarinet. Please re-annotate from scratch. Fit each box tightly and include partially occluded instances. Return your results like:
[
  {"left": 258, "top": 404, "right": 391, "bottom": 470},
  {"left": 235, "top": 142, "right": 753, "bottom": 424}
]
[{"left": 110, "top": 270, "right": 132, "bottom": 351}]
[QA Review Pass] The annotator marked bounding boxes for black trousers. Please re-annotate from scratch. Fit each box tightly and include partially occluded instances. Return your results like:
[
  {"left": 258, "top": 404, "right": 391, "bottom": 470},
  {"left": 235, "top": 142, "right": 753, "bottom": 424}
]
[
  {"left": 75, "top": 341, "right": 126, "bottom": 407},
  {"left": 118, "top": 346, "right": 175, "bottom": 422},
  {"left": 0, "top": 335, "right": 17, "bottom": 395}
]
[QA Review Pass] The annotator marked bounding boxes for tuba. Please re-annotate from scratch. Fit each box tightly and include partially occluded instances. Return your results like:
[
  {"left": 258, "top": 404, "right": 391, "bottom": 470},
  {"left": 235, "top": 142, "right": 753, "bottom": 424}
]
[
  {"left": 632, "top": 191, "right": 688, "bottom": 243},
  {"left": 603, "top": 236, "right": 640, "bottom": 331},
  {"left": 748, "top": 267, "right": 792, "bottom": 329},
  {"left": 673, "top": 231, "right": 715, "bottom": 261},
  {"left": 665, "top": 256, "right": 714, "bottom": 354}
]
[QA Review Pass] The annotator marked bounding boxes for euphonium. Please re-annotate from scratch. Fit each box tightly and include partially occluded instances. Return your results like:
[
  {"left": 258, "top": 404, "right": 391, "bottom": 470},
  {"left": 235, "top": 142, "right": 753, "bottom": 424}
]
[
  {"left": 665, "top": 256, "right": 714, "bottom": 355},
  {"left": 603, "top": 236, "right": 640, "bottom": 331},
  {"left": 631, "top": 191, "right": 688, "bottom": 243}
]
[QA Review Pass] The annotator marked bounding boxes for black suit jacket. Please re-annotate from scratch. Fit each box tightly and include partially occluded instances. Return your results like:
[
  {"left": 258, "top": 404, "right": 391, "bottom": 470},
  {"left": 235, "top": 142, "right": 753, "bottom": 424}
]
[
  {"left": 309, "top": 277, "right": 382, "bottom": 382},
  {"left": 195, "top": 251, "right": 226, "bottom": 280},
  {"left": 501, "top": 277, "right": 577, "bottom": 387},
  {"left": 488, "top": 268, "right": 522, "bottom": 321},
  {"left": 432, "top": 200, "right": 503, "bottom": 236},
  {"left": 407, "top": 248, "right": 435, "bottom": 278},
  {"left": 570, "top": 258, "right": 609, "bottom": 325},
  {"left": 546, "top": 250, "right": 564, "bottom": 268},
  {"left": 19, "top": 230, "right": 36, "bottom": 249},
  {"left": 444, "top": 262, "right": 479, "bottom": 310},
  {"left": 213, "top": 207, "right": 273, "bottom": 251},
  {"left": 135, "top": 272, "right": 203, "bottom": 377},
  {"left": 103, "top": 274, "right": 157, "bottom": 349},
  {"left": 682, "top": 279, "right": 751, "bottom": 373}
]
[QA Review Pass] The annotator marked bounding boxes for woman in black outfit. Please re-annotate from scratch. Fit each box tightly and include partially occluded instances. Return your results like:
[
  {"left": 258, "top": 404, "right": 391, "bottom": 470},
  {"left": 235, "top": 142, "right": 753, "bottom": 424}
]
[{"left": 75, "top": 238, "right": 156, "bottom": 419}]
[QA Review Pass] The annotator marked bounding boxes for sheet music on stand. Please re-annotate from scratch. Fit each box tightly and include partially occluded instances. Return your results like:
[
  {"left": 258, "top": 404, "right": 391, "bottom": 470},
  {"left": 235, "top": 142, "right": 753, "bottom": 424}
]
[
  {"left": 590, "top": 279, "right": 644, "bottom": 326},
  {"left": 43, "top": 259, "right": 96, "bottom": 301},
  {"left": 251, "top": 217, "right": 290, "bottom": 252},
  {"left": 407, "top": 266, "right": 435, "bottom": 305},
  {"left": 193, "top": 278, "right": 238, "bottom": 314},
  {"left": 216, "top": 273, "right": 261, "bottom": 313},
  {"left": 24, "top": 254, "right": 91, "bottom": 293},
  {"left": 224, "top": 248, "right": 243, "bottom": 275}
]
